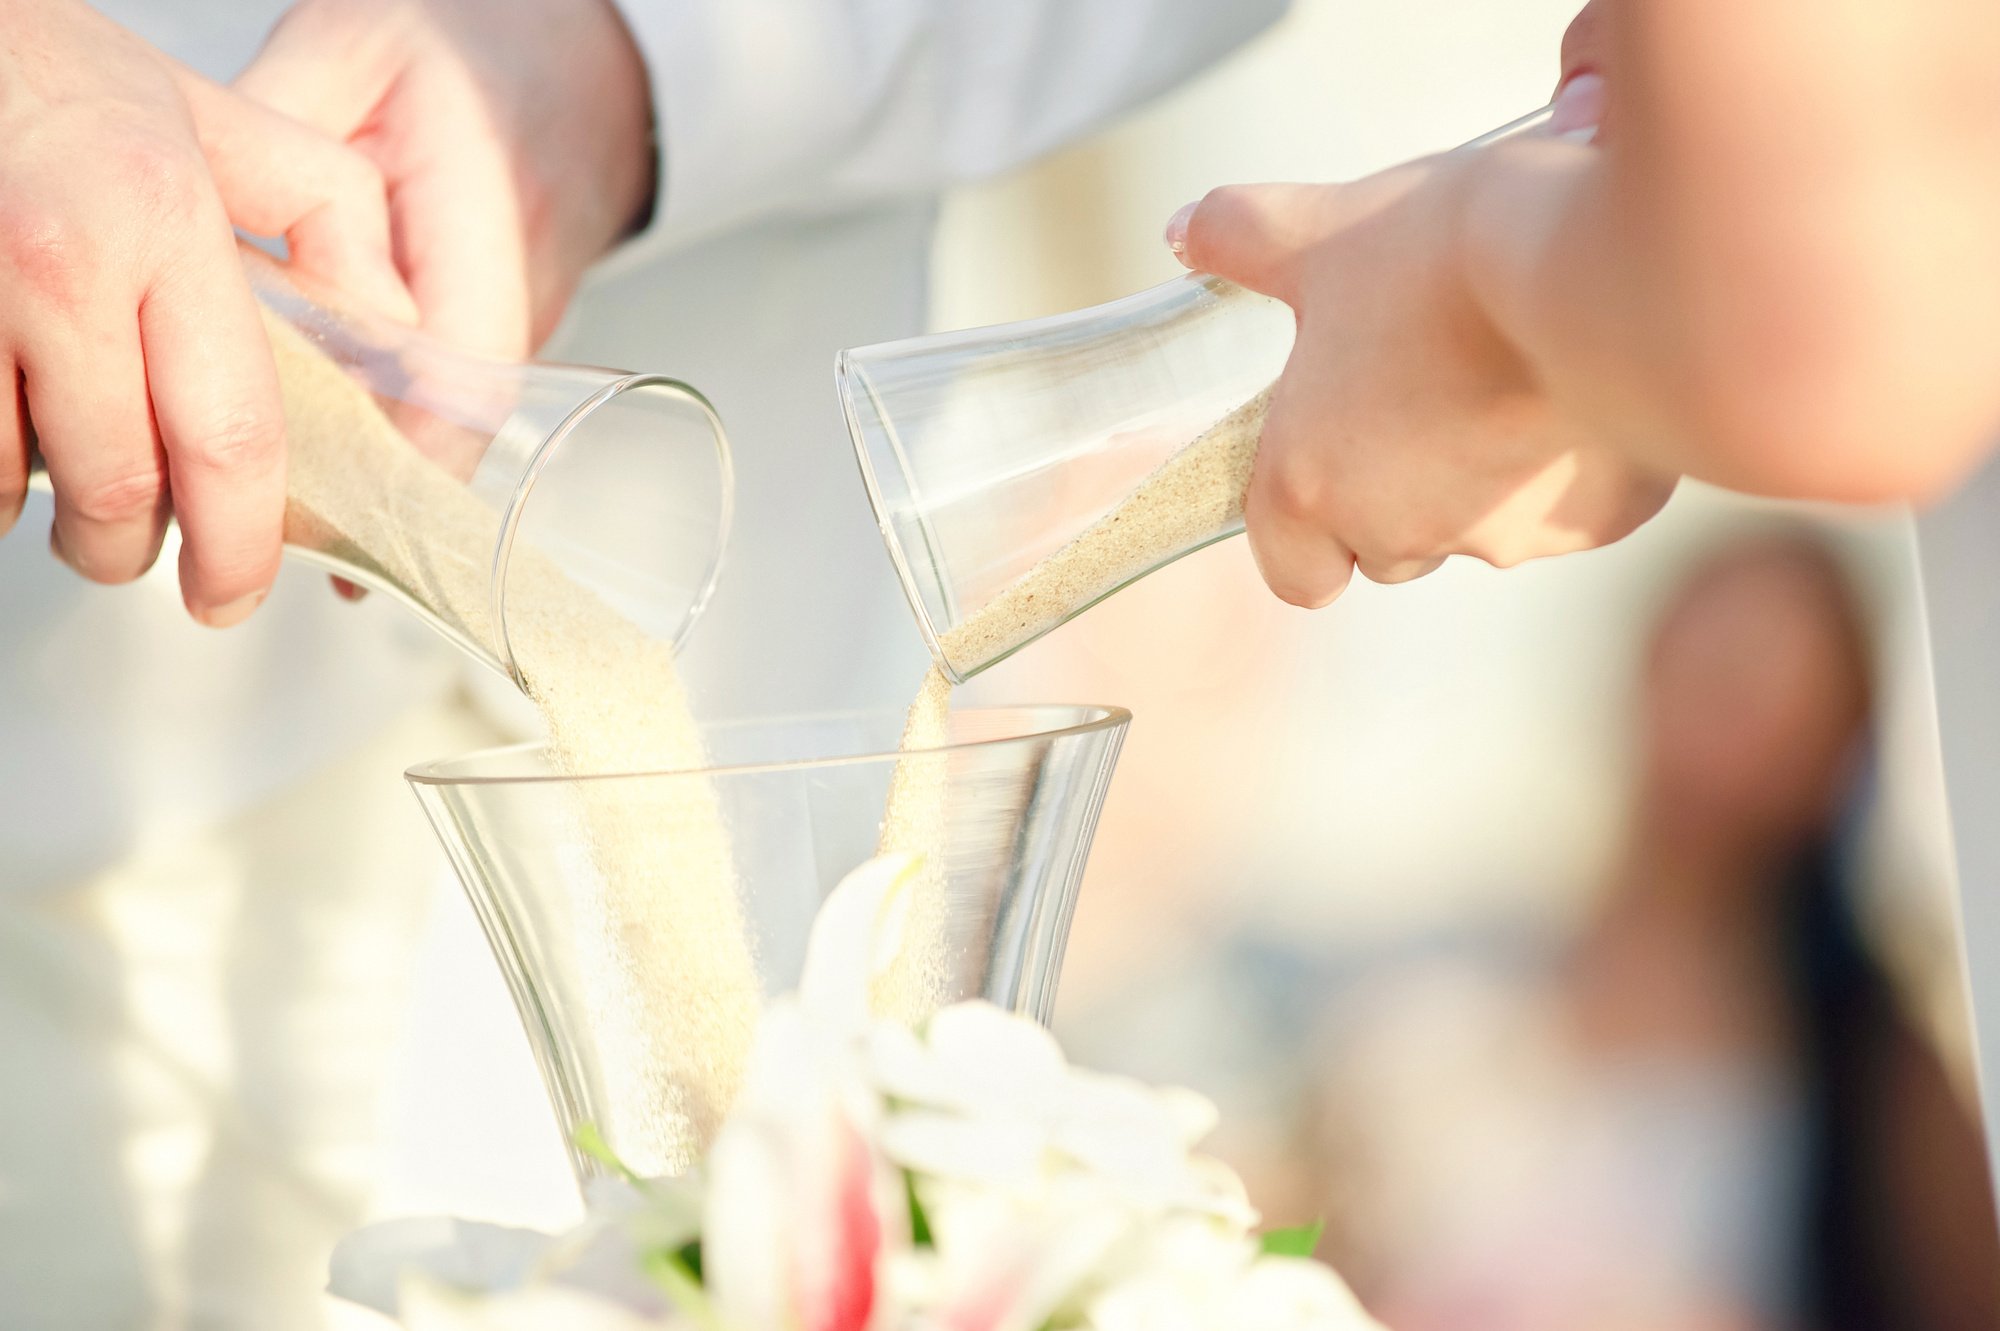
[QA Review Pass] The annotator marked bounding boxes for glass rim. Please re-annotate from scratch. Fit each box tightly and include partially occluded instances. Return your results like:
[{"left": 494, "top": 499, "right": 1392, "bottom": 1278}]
[
  {"left": 836, "top": 349, "right": 960, "bottom": 682},
  {"left": 492, "top": 372, "right": 734, "bottom": 686},
  {"left": 404, "top": 701, "right": 1133, "bottom": 787}
]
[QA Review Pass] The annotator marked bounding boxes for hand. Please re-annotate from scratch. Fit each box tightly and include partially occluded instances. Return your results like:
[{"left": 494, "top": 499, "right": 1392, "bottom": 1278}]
[
  {"left": 0, "top": 0, "right": 413, "bottom": 624},
  {"left": 235, "top": 0, "right": 658, "bottom": 360},
  {"left": 1176, "top": 0, "right": 2000, "bottom": 612},
  {"left": 1166, "top": 140, "right": 1675, "bottom": 607}
]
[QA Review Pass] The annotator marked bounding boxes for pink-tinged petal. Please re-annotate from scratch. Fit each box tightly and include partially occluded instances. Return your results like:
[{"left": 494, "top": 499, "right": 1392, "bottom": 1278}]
[
  {"left": 710, "top": 1004, "right": 901, "bottom": 1331},
  {"left": 805, "top": 1121, "right": 883, "bottom": 1331}
]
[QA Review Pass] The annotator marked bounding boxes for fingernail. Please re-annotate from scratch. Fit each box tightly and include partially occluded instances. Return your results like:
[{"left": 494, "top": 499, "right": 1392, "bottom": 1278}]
[
  {"left": 200, "top": 589, "right": 266, "bottom": 629},
  {"left": 1164, "top": 201, "right": 1197, "bottom": 257},
  {"left": 1551, "top": 71, "right": 1605, "bottom": 141}
]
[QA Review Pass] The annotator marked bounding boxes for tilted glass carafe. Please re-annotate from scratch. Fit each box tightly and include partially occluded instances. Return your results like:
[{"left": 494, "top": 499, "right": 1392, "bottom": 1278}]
[
  {"left": 27, "top": 257, "right": 731, "bottom": 687},
  {"left": 840, "top": 107, "right": 1555, "bottom": 682}
]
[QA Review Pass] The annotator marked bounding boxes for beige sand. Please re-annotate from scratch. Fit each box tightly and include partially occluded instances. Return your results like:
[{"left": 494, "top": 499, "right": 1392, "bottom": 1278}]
[
  {"left": 942, "top": 386, "right": 1273, "bottom": 678},
  {"left": 871, "top": 387, "right": 1271, "bottom": 1021},
  {"left": 270, "top": 313, "right": 756, "bottom": 1174}
]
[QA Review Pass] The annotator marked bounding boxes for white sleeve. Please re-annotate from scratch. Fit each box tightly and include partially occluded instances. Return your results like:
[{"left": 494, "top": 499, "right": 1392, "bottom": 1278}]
[{"left": 608, "top": 0, "right": 1289, "bottom": 250}]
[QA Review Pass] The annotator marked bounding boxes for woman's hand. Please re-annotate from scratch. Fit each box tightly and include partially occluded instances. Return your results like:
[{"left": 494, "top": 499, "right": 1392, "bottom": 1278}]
[
  {"left": 234, "top": 0, "right": 657, "bottom": 361},
  {"left": 1172, "top": 0, "right": 2000, "bottom": 609},
  {"left": 0, "top": 0, "right": 411, "bottom": 624},
  {"left": 1167, "top": 127, "right": 1674, "bottom": 607}
]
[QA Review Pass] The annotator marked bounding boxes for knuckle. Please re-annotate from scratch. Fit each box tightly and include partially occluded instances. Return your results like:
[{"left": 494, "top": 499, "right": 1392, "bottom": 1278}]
[
  {"left": 1284, "top": 572, "right": 1348, "bottom": 609},
  {"left": 1268, "top": 577, "right": 1324, "bottom": 609},
  {"left": 119, "top": 135, "right": 206, "bottom": 223},
  {"left": 1475, "top": 542, "right": 1531, "bottom": 570},
  {"left": 181, "top": 407, "right": 283, "bottom": 475},
  {"left": 71, "top": 466, "right": 166, "bottom": 527},
  {"left": 1184, "top": 185, "right": 1247, "bottom": 262},
  {"left": 1561, "top": 2, "right": 1607, "bottom": 74},
  {"left": 1626, "top": 473, "right": 1679, "bottom": 531},
  {"left": 194, "top": 557, "right": 274, "bottom": 605},
  {"left": 1195, "top": 183, "right": 1250, "bottom": 228},
  {"left": 334, "top": 151, "right": 390, "bottom": 211},
  {"left": 1256, "top": 543, "right": 1350, "bottom": 610},
  {"left": 0, "top": 204, "right": 91, "bottom": 305},
  {"left": 1262, "top": 453, "right": 1336, "bottom": 527}
]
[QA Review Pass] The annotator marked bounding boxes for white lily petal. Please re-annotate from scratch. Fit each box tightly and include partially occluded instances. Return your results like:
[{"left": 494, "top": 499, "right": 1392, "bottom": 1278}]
[
  {"left": 878, "top": 1109, "right": 1046, "bottom": 1188},
  {"left": 330, "top": 1217, "right": 554, "bottom": 1316},
  {"left": 399, "top": 1274, "right": 671, "bottom": 1331},
  {"left": 921, "top": 1185, "right": 1129, "bottom": 1331},
  {"left": 923, "top": 1004, "right": 1069, "bottom": 1094},
  {"left": 1230, "top": 1258, "right": 1384, "bottom": 1331},
  {"left": 1159, "top": 1086, "right": 1222, "bottom": 1147},
  {"left": 800, "top": 856, "right": 922, "bottom": 1031}
]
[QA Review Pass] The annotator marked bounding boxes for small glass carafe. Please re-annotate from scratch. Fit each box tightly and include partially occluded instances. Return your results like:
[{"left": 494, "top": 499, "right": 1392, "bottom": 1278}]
[
  {"left": 840, "top": 107, "right": 1554, "bottom": 682},
  {"left": 29, "top": 257, "right": 731, "bottom": 687}
]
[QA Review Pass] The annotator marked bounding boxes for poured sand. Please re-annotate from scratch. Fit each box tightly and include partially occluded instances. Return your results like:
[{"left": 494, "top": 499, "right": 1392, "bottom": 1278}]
[
  {"left": 870, "top": 387, "right": 1273, "bottom": 1017},
  {"left": 871, "top": 665, "right": 954, "bottom": 1022},
  {"left": 270, "top": 313, "right": 757, "bottom": 1174},
  {"left": 269, "top": 307, "right": 1268, "bottom": 1170}
]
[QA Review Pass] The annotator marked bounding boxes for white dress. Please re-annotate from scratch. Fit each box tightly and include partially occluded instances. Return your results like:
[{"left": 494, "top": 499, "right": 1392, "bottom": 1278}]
[
  {"left": 0, "top": 3, "right": 1286, "bottom": 1326},
  {"left": 1917, "top": 468, "right": 2000, "bottom": 1177}
]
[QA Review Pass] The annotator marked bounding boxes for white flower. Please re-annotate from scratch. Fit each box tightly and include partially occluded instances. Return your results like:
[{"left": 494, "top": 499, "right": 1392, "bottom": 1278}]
[
  {"left": 1087, "top": 1250, "right": 1383, "bottom": 1331},
  {"left": 396, "top": 1276, "right": 677, "bottom": 1331},
  {"left": 701, "top": 856, "right": 920, "bottom": 1331},
  {"left": 329, "top": 855, "right": 1387, "bottom": 1331},
  {"left": 869, "top": 1002, "right": 1255, "bottom": 1227},
  {"left": 330, "top": 1175, "right": 699, "bottom": 1324},
  {"left": 886, "top": 1176, "right": 1131, "bottom": 1331},
  {"left": 1228, "top": 1258, "right": 1385, "bottom": 1331}
]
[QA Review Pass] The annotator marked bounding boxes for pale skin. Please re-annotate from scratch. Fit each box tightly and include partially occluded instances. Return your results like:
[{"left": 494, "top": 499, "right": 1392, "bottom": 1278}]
[
  {"left": 1171, "top": 0, "right": 2000, "bottom": 608},
  {"left": 0, "top": 0, "right": 654, "bottom": 624}
]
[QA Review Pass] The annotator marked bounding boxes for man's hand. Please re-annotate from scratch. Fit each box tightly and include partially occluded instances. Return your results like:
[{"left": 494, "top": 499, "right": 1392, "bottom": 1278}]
[
  {"left": 0, "top": 0, "right": 412, "bottom": 624},
  {"left": 235, "top": 0, "right": 657, "bottom": 361},
  {"left": 1166, "top": 133, "right": 1674, "bottom": 607}
]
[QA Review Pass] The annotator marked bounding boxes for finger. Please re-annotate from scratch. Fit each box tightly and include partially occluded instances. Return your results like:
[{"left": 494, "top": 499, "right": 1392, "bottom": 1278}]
[
  {"left": 1244, "top": 452, "right": 1356, "bottom": 609},
  {"left": 392, "top": 148, "right": 534, "bottom": 358},
  {"left": 139, "top": 222, "right": 287, "bottom": 627},
  {"left": 230, "top": 6, "right": 394, "bottom": 135},
  {"left": 0, "top": 361, "right": 26, "bottom": 537},
  {"left": 1560, "top": 1, "right": 1609, "bottom": 85},
  {"left": 24, "top": 318, "right": 170, "bottom": 585},
  {"left": 1166, "top": 183, "right": 1328, "bottom": 304},
  {"left": 1355, "top": 556, "right": 1447, "bottom": 586},
  {"left": 173, "top": 66, "right": 418, "bottom": 324}
]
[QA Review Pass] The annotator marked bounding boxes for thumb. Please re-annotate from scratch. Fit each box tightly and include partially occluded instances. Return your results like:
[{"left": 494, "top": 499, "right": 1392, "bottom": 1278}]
[
  {"left": 173, "top": 64, "right": 418, "bottom": 325},
  {"left": 1165, "top": 183, "right": 1327, "bottom": 304}
]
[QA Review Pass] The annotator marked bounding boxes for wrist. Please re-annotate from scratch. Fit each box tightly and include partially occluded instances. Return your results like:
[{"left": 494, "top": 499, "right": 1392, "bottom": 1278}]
[
  {"left": 584, "top": 0, "right": 657, "bottom": 242},
  {"left": 509, "top": 0, "right": 657, "bottom": 278}
]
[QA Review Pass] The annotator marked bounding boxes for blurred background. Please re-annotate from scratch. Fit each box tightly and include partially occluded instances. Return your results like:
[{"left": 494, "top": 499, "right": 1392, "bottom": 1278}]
[{"left": 364, "top": 1, "right": 1999, "bottom": 1327}]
